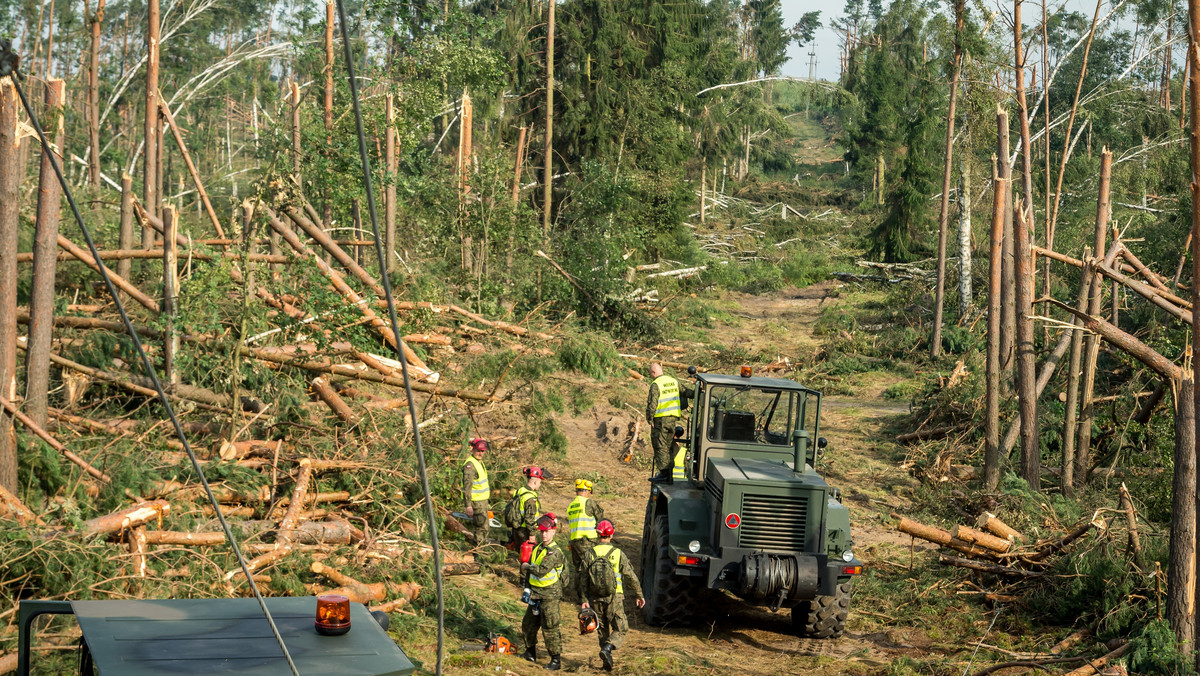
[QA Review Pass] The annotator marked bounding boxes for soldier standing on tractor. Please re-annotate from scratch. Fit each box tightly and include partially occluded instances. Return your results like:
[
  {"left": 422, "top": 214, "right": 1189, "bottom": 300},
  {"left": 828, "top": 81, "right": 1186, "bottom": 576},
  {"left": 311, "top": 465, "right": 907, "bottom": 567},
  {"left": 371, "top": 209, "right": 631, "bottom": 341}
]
[
  {"left": 521, "top": 514, "right": 567, "bottom": 670},
  {"left": 646, "top": 363, "right": 683, "bottom": 476},
  {"left": 566, "top": 479, "right": 604, "bottom": 590},
  {"left": 578, "top": 519, "right": 644, "bottom": 671},
  {"left": 461, "top": 438, "right": 491, "bottom": 544}
]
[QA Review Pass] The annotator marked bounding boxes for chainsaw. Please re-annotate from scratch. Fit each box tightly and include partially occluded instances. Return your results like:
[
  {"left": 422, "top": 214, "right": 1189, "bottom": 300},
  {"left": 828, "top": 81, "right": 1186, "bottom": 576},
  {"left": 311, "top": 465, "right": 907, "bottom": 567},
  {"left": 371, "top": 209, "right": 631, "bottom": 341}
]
[
  {"left": 459, "top": 632, "right": 516, "bottom": 654},
  {"left": 450, "top": 510, "right": 504, "bottom": 529}
]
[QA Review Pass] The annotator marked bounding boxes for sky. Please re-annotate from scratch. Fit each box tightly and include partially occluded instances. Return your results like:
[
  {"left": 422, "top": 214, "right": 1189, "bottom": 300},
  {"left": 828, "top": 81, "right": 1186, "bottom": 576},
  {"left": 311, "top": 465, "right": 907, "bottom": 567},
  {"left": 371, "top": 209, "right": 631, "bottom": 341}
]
[{"left": 781, "top": 0, "right": 849, "bottom": 82}]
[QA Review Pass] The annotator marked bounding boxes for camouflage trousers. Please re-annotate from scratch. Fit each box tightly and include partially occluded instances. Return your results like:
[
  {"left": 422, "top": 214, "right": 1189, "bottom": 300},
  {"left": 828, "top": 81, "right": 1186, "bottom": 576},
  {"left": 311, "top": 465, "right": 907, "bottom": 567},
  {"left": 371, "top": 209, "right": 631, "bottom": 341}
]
[
  {"left": 594, "top": 595, "right": 629, "bottom": 650},
  {"left": 468, "top": 500, "right": 489, "bottom": 542},
  {"left": 651, "top": 417, "right": 679, "bottom": 472},
  {"left": 521, "top": 596, "right": 562, "bottom": 656},
  {"left": 568, "top": 538, "right": 596, "bottom": 600}
]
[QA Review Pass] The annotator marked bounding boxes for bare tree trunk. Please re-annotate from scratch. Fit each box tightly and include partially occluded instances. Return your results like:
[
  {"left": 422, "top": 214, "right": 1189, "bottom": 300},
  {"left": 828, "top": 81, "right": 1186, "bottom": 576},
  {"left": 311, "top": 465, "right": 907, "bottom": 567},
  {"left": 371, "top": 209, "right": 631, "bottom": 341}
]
[
  {"left": 163, "top": 205, "right": 178, "bottom": 384},
  {"left": 1014, "top": 0, "right": 1037, "bottom": 271},
  {"left": 1075, "top": 149, "right": 1112, "bottom": 490},
  {"left": 26, "top": 78, "right": 66, "bottom": 428},
  {"left": 543, "top": 0, "right": 555, "bottom": 249},
  {"left": 142, "top": 0, "right": 160, "bottom": 243},
  {"left": 1169, "top": 372, "right": 1196, "bottom": 652},
  {"left": 289, "top": 78, "right": 301, "bottom": 182},
  {"left": 958, "top": 154, "right": 972, "bottom": 316},
  {"left": 932, "top": 0, "right": 965, "bottom": 359},
  {"left": 998, "top": 109, "right": 1015, "bottom": 384},
  {"left": 1015, "top": 203, "right": 1038, "bottom": 490},
  {"left": 385, "top": 94, "right": 397, "bottom": 273},
  {"left": 323, "top": 0, "right": 335, "bottom": 258},
  {"left": 985, "top": 143, "right": 1006, "bottom": 491},
  {"left": 1061, "top": 246, "right": 1092, "bottom": 497},
  {"left": 88, "top": 0, "right": 104, "bottom": 192},
  {"left": 512, "top": 125, "right": 527, "bottom": 206},
  {"left": 700, "top": 161, "right": 706, "bottom": 225},
  {"left": 1188, "top": 0, "right": 1200, "bottom": 658},
  {"left": 160, "top": 101, "right": 225, "bottom": 239},
  {"left": 118, "top": 174, "right": 134, "bottom": 281},
  {"left": 0, "top": 81, "right": 20, "bottom": 492}
]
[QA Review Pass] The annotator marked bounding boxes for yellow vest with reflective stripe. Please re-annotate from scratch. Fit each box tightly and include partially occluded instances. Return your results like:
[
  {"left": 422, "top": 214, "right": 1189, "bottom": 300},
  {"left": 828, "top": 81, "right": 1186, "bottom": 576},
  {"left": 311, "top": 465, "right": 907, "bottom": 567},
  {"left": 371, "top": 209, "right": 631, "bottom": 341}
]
[
  {"left": 529, "top": 542, "right": 564, "bottom": 588},
  {"left": 672, "top": 447, "right": 688, "bottom": 480},
  {"left": 592, "top": 543, "right": 623, "bottom": 594},
  {"left": 463, "top": 456, "right": 490, "bottom": 501},
  {"left": 516, "top": 486, "right": 539, "bottom": 526},
  {"left": 653, "top": 375, "right": 681, "bottom": 418},
  {"left": 567, "top": 496, "right": 597, "bottom": 540}
]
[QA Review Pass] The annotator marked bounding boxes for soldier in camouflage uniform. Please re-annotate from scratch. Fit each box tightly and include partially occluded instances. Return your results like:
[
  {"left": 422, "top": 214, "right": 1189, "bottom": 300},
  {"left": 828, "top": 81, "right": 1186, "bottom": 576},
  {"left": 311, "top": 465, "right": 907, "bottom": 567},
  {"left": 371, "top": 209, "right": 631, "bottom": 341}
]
[
  {"left": 522, "top": 514, "right": 567, "bottom": 671},
  {"left": 511, "top": 466, "right": 543, "bottom": 547},
  {"left": 578, "top": 520, "right": 644, "bottom": 672},
  {"left": 461, "top": 438, "right": 491, "bottom": 543},
  {"left": 566, "top": 478, "right": 604, "bottom": 597}
]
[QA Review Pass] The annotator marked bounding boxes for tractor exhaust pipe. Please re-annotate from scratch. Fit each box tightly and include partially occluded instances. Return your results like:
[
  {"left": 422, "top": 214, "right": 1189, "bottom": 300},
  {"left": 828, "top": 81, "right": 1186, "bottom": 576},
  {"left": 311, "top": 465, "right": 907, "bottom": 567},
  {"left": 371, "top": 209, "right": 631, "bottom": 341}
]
[{"left": 792, "top": 430, "right": 808, "bottom": 473}]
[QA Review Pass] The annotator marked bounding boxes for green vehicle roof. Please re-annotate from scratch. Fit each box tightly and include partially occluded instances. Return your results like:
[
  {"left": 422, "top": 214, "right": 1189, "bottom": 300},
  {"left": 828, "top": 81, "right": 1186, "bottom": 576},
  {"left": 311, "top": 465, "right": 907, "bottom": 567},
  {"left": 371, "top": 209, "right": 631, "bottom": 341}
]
[{"left": 695, "top": 372, "right": 821, "bottom": 395}]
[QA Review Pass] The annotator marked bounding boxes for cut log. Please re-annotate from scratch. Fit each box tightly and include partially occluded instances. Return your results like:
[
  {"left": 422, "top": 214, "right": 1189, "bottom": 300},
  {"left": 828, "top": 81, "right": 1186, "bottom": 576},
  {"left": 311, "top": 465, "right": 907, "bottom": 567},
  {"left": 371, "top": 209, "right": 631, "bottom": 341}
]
[
  {"left": 276, "top": 461, "right": 314, "bottom": 545},
  {"left": 311, "top": 560, "right": 362, "bottom": 588},
  {"left": 938, "top": 554, "right": 1044, "bottom": 577},
  {"left": 142, "top": 530, "right": 226, "bottom": 546},
  {"left": 442, "top": 563, "right": 482, "bottom": 576},
  {"left": 83, "top": 500, "right": 169, "bottom": 537},
  {"left": 894, "top": 514, "right": 952, "bottom": 546},
  {"left": 975, "top": 512, "right": 1023, "bottom": 542},
  {"left": 403, "top": 333, "right": 452, "bottom": 346},
  {"left": 128, "top": 525, "right": 149, "bottom": 577},
  {"left": 311, "top": 376, "right": 357, "bottom": 425},
  {"left": 315, "top": 582, "right": 387, "bottom": 604},
  {"left": 951, "top": 525, "right": 1012, "bottom": 553}
]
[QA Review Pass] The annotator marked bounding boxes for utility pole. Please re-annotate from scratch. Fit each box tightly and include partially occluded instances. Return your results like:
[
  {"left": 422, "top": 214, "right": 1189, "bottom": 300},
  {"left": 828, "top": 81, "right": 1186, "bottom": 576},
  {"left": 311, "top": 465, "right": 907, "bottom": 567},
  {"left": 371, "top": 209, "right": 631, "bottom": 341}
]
[{"left": 806, "top": 48, "right": 816, "bottom": 118}]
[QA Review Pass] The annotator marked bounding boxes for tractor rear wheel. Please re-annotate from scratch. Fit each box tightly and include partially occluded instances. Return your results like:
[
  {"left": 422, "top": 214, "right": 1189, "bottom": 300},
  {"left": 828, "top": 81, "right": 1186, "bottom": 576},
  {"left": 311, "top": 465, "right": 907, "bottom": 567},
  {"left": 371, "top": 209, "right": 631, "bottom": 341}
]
[
  {"left": 641, "top": 514, "right": 701, "bottom": 626},
  {"left": 791, "top": 581, "right": 851, "bottom": 639}
]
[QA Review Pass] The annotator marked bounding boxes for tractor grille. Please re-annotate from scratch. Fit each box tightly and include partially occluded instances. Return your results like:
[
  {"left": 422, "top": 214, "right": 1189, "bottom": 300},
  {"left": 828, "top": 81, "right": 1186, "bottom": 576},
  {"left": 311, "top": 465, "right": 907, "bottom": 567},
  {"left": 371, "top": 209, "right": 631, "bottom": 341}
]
[
  {"left": 737, "top": 493, "right": 810, "bottom": 552},
  {"left": 705, "top": 475, "right": 723, "bottom": 504}
]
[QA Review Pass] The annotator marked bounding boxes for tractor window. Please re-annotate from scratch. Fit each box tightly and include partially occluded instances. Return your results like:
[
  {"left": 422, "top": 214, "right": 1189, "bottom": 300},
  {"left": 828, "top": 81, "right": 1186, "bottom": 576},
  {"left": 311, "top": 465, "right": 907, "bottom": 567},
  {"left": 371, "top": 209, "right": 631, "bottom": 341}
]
[{"left": 706, "top": 386, "right": 798, "bottom": 446}]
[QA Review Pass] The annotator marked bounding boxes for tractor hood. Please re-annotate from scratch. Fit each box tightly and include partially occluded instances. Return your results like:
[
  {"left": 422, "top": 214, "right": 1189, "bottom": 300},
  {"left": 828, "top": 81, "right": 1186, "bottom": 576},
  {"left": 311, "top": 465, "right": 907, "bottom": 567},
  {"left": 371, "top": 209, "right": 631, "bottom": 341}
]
[{"left": 705, "top": 457, "right": 829, "bottom": 555}]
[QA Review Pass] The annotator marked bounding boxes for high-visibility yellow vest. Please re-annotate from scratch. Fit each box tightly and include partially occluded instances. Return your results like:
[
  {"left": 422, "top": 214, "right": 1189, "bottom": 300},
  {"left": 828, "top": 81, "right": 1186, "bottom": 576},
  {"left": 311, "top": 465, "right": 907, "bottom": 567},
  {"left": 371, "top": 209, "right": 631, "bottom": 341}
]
[
  {"left": 672, "top": 447, "right": 688, "bottom": 480},
  {"left": 653, "top": 375, "right": 681, "bottom": 418},
  {"left": 516, "top": 486, "right": 539, "bottom": 526},
  {"left": 529, "top": 542, "right": 564, "bottom": 588},
  {"left": 463, "top": 456, "right": 490, "bottom": 501},
  {"left": 592, "top": 543, "right": 623, "bottom": 594},
  {"left": 567, "top": 496, "right": 597, "bottom": 540}
]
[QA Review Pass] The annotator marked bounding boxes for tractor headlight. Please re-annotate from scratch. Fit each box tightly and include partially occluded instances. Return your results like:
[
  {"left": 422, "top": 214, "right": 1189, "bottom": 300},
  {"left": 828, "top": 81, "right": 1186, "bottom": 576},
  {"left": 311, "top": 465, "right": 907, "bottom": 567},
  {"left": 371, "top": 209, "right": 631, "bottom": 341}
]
[
  {"left": 688, "top": 540, "right": 701, "bottom": 553},
  {"left": 842, "top": 549, "right": 855, "bottom": 562}
]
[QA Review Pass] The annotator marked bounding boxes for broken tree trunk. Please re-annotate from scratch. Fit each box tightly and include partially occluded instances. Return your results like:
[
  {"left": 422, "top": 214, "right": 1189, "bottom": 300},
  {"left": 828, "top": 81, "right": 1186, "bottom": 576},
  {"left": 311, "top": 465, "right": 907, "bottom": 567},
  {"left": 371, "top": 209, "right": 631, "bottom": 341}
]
[
  {"left": 159, "top": 101, "right": 226, "bottom": 239},
  {"left": 931, "top": 0, "right": 965, "bottom": 359},
  {"left": 1168, "top": 372, "right": 1196, "bottom": 651},
  {"left": 385, "top": 94, "right": 396, "bottom": 272},
  {"left": 998, "top": 107, "right": 1016, "bottom": 384},
  {"left": 0, "top": 394, "right": 111, "bottom": 482},
  {"left": 1047, "top": 300, "right": 1182, "bottom": 381},
  {"left": 87, "top": 0, "right": 103, "bottom": 190},
  {"left": 1028, "top": 516, "right": 1105, "bottom": 562},
  {"left": 938, "top": 554, "right": 1043, "bottom": 578},
  {"left": 26, "top": 78, "right": 65, "bottom": 428},
  {"left": 1092, "top": 258, "right": 1191, "bottom": 324},
  {"left": 0, "top": 482, "right": 42, "bottom": 525},
  {"left": 0, "top": 80, "right": 19, "bottom": 492},
  {"left": 118, "top": 174, "right": 134, "bottom": 280},
  {"left": 284, "top": 204, "right": 385, "bottom": 297},
  {"left": 162, "top": 205, "right": 178, "bottom": 383},
  {"left": 1061, "top": 246, "right": 1093, "bottom": 496},
  {"left": 1062, "top": 642, "right": 1130, "bottom": 676},
  {"left": 143, "top": 0, "right": 160, "bottom": 233},
  {"left": 1077, "top": 149, "right": 1113, "bottom": 490},
  {"left": 1118, "top": 482, "right": 1143, "bottom": 568},
  {"left": 276, "top": 460, "right": 314, "bottom": 545}
]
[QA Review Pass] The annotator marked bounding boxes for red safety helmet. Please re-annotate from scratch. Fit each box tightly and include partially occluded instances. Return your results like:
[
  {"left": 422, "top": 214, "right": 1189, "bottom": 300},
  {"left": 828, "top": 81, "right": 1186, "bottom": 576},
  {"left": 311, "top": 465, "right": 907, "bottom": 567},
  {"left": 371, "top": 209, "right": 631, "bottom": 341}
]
[
  {"left": 596, "top": 520, "right": 615, "bottom": 538},
  {"left": 524, "top": 466, "right": 544, "bottom": 479},
  {"left": 536, "top": 514, "right": 558, "bottom": 531},
  {"left": 469, "top": 438, "right": 489, "bottom": 453},
  {"left": 578, "top": 608, "right": 599, "bottom": 635}
]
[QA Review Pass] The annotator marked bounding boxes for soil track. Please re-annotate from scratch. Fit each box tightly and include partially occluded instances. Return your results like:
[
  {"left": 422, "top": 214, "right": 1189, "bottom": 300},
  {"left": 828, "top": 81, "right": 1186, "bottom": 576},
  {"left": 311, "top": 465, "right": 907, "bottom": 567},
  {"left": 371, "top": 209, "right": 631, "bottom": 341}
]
[{"left": 448, "top": 280, "right": 930, "bottom": 675}]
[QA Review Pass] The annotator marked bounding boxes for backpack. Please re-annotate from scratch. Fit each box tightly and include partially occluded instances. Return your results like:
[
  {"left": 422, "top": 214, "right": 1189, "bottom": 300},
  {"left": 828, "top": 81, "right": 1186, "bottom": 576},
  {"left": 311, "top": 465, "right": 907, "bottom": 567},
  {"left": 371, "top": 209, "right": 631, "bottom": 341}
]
[
  {"left": 503, "top": 489, "right": 528, "bottom": 529},
  {"left": 586, "top": 546, "right": 619, "bottom": 599}
]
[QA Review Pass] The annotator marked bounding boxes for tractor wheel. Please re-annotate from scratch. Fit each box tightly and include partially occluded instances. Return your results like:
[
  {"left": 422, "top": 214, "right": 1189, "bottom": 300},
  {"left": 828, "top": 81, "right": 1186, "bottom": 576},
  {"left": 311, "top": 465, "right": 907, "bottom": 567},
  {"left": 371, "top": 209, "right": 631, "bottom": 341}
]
[
  {"left": 641, "top": 514, "right": 701, "bottom": 626},
  {"left": 791, "top": 581, "right": 851, "bottom": 639}
]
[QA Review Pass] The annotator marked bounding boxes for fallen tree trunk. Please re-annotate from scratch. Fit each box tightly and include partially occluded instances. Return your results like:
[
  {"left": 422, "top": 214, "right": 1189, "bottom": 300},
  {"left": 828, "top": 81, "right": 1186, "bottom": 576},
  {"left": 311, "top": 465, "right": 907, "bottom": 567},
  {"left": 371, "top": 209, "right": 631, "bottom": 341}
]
[
  {"left": 57, "top": 235, "right": 158, "bottom": 311},
  {"left": 896, "top": 425, "right": 964, "bottom": 443},
  {"left": 0, "top": 395, "right": 112, "bottom": 482},
  {"left": 951, "top": 525, "right": 1011, "bottom": 553},
  {"left": 975, "top": 513, "right": 1022, "bottom": 542},
  {"left": 311, "top": 376, "right": 357, "bottom": 425},
  {"left": 84, "top": 500, "right": 169, "bottom": 537},
  {"left": 1028, "top": 516, "right": 1105, "bottom": 562},
  {"left": 1062, "top": 641, "right": 1130, "bottom": 676},
  {"left": 18, "top": 249, "right": 290, "bottom": 264},
  {"left": 276, "top": 462, "right": 314, "bottom": 545},
  {"left": 1092, "top": 260, "right": 1192, "bottom": 324},
  {"left": 283, "top": 205, "right": 385, "bottom": 298},
  {"left": 0, "top": 482, "right": 41, "bottom": 525},
  {"left": 1046, "top": 299, "right": 1182, "bottom": 381},
  {"left": 938, "top": 554, "right": 1044, "bottom": 578}
]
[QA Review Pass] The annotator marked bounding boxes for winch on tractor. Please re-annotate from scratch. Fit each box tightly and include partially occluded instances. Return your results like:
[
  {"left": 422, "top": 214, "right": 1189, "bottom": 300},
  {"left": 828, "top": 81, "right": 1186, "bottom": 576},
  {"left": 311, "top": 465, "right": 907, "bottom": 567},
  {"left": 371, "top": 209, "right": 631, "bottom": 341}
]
[{"left": 640, "top": 367, "right": 861, "bottom": 637}]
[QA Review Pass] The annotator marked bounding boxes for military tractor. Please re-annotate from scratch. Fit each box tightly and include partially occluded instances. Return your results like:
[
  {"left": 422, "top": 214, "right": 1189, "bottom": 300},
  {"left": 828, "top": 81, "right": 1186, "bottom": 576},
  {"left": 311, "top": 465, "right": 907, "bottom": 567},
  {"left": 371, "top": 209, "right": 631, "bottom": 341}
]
[{"left": 640, "top": 367, "right": 861, "bottom": 638}]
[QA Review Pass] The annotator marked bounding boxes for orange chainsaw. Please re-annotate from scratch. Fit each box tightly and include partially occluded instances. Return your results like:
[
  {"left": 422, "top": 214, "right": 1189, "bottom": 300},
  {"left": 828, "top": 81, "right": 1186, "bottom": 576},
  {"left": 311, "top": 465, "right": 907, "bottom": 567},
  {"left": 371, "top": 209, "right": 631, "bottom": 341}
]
[{"left": 460, "top": 632, "right": 516, "bottom": 655}]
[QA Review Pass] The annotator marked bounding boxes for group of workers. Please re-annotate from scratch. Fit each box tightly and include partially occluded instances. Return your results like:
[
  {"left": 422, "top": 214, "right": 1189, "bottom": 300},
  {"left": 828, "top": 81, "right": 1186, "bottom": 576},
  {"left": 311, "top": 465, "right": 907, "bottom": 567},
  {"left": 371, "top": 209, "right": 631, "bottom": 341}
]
[{"left": 457, "top": 363, "right": 686, "bottom": 671}]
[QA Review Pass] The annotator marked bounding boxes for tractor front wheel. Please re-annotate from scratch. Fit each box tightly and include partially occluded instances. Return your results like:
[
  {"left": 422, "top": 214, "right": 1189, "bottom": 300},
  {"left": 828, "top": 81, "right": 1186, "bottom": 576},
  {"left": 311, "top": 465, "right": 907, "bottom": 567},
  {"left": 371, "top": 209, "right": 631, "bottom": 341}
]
[
  {"left": 641, "top": 514, "right": 701, "bottom": 626},
  {"left": 791, "top": 581, "right": 851, "bottom": 639}
]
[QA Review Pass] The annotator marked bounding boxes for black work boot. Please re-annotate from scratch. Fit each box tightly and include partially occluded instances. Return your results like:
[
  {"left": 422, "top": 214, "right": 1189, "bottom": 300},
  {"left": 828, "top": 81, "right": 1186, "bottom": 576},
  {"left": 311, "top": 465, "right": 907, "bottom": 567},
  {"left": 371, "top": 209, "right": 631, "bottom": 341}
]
[
  {"left": 600, "top": 643, "right": 614, "bottom": 671},
  {"left": 545, "top": 655, "right": 561, "bottom": 671},
  {"left": 522, "top": 647, "right": 537, "bottom": 663}
]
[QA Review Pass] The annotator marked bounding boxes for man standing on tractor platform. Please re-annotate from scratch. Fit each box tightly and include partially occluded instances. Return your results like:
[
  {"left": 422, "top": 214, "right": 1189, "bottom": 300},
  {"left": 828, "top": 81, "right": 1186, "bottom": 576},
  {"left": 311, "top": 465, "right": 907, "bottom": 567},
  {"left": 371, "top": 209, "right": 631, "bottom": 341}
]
[
  {"left": 578, "top": 519, "right": 644, "bottom": 671},
  {"left": 566, "top": 479, "right": 604, "bottom": 593},
  {"left": 461, "top": 438, "right": 491, "bottom": 544},
  {"left": 522, "top": 514, "right": 567, "bottom": 670},
  {"left": 507, "top": 466, "right": 543, "bottom": 547},
  {"left": 646, "top": 363, "right": 682, "bottom": 475}
]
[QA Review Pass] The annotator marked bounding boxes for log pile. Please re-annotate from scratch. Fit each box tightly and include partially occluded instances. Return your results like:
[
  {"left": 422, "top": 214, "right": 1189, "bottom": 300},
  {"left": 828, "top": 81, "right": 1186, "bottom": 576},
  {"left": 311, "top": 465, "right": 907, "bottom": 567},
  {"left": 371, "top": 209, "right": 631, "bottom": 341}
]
[{"left": 893, "top": 509, "right": 1107, "bottom": 581}]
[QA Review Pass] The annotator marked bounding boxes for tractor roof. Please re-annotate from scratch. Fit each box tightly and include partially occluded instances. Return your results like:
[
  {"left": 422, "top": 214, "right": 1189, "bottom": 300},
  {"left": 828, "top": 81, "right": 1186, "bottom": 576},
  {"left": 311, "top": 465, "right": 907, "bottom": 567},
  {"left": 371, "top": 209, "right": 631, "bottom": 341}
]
[{"left": 695, "top": 372, "right": 821, "bottom": 395}]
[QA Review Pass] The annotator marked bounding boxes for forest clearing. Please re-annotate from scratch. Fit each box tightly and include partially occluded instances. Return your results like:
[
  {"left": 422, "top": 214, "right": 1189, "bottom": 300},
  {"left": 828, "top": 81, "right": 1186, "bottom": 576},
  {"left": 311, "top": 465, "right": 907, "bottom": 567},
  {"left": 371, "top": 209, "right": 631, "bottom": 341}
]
[{"left": 3, "top": 0, "right": 1200, "bottom": 674}]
